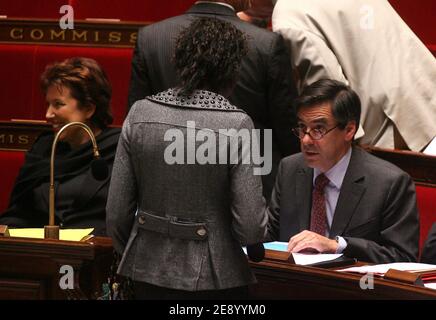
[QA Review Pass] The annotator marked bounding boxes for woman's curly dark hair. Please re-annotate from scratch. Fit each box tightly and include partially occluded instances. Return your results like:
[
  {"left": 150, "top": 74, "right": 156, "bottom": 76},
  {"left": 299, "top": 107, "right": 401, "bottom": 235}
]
[{"left": 174, "top": 17, "right": 248, "bottom": 96}]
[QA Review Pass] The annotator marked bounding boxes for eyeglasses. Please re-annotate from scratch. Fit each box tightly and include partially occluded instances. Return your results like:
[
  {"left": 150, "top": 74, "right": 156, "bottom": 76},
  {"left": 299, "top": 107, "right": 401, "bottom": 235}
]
[{"left": 292, "top": 125, "right": 339, "bottom": 140}]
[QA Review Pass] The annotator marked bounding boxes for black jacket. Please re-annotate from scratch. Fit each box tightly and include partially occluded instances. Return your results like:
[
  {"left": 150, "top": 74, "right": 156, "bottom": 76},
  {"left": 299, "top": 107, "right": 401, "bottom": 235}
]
[
  {"left": 421, "top": 223, "right": 436, "bottom": 264},
  {"left": 0, "top": 128, "right": 121, "bottom": 236}
]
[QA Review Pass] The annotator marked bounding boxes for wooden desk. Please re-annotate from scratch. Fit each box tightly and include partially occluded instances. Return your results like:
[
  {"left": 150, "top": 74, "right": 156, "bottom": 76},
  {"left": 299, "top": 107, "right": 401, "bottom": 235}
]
[
  {"left": 249, "top": 250, "right": 436, "bottom": 299},
  {"left": 0, "top": 120, "right": 51, "bottom": 151},
  {"left": 0, "top": 236, "right": 113, "bottom": 299},
  {"left": 363, "top": 145, "right": 436, "bottom": 185}
]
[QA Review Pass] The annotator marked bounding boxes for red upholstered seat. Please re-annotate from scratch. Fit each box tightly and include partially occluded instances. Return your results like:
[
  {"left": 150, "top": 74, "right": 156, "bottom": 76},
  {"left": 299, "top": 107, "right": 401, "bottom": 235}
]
[
  {"left": 71, "top": 0, "right": 195, "bottom": 22},
  {"left": 0, "top": 44, "right": 37, "bottom": 121},
  {"left": 389, "top": 0, "right": 436, "bottom": 46},
  {"left": 0, "top": 0, "right": 196, "bottom": 22},
  {"left": 0, "top": 151, "right": 25, "bottom": 214},
  {"left": 0, "top": 0, "right": 67, "bottom": 19},
  {"left": 416, "top": 185, "right": 436, "bottom": 251},
  {"left": 0, "top": 44, "right": 133, "bottom": 125}
]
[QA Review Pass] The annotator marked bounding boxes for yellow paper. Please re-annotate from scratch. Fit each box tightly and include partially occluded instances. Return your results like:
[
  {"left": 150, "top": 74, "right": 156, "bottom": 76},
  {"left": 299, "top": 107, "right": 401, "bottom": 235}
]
[{"left": 9, "top": 228, "right": 94, "bottom": 241}]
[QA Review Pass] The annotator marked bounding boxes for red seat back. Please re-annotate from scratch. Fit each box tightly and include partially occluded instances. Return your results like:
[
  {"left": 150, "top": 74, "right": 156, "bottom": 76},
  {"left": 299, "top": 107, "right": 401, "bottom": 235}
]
[
  {"left": 0, "top": 151, "right": 25, "bottom": 214},
  {"left": 416, "top": 184, "right": 436, "bottom": 251}
]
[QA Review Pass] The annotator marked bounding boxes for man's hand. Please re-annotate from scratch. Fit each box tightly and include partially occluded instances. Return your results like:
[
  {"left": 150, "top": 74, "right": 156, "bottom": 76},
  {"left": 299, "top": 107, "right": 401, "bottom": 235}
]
[{"left": 287, "top": 230, "right": 338, "bottom": 253}]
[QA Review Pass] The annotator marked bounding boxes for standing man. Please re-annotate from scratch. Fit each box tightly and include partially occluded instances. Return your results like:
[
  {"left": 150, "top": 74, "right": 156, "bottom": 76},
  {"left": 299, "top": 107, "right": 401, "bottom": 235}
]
[
  {"left": 128, "top": 0, "right": 299, "bottom": 198},
  {"left": 272, "top": 0, "right": 436, "bottom": 152},
  {"left": 267, "top": 79, "right": 419, "bottom": 263}
]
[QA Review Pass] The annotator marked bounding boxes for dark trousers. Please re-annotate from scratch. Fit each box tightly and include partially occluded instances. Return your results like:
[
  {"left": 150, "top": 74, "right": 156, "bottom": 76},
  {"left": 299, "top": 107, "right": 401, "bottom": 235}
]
[{"left": 134, "top": 281, "right": 249, "bottom": 300}]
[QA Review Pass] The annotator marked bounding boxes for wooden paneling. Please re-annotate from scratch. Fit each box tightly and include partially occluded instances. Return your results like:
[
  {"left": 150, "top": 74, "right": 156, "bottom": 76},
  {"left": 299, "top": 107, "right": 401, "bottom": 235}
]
[
  {"left": 0, "top": 120, "right": 51, "bottom": 151},
  {"left": 0, "top": 18, "right": 146, "bottom": 48},
  {"left": 0, "top": 236, "right": 113, "bottom": 299},
  {"left": 363, "top": 145, "right": 436, "bottom": 185},
  {"left": 249, "top": 250, "right": 436, "bottom": 299}
]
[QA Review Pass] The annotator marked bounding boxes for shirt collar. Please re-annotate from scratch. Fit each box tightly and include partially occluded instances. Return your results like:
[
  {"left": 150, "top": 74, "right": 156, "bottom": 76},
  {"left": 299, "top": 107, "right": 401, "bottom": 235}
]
[
  {"left": 313, "top": 147, "right": 352, "bottom": 190},
  {"left": 195, "top": 1, "right": 235, "bottom": 11}
]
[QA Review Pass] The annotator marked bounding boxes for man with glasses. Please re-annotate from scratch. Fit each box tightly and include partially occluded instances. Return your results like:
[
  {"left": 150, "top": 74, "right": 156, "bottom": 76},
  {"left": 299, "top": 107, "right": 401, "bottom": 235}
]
[{"left": 266, "top": 79, "right": 419, "bottom": 263}]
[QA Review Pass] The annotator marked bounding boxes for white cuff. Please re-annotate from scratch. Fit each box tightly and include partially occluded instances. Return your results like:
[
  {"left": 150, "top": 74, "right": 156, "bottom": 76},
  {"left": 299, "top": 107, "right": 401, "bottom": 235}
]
[{"left": 335, "top": 236, "right": 348, "bottom": 254}]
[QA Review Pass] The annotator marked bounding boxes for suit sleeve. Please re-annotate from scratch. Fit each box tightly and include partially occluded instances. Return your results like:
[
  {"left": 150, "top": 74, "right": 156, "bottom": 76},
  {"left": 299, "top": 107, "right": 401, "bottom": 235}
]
[
  {"left": 343, "top": 172, "right": 420, "bottom": 263},
  {"left": 274, "top": 26, "right": 365, "bottom": 139},
  {"left": 267, "top": 33, "right": 300, "bottom": 156},
  {"left": 127, "top": 31, "right": 152, "bottom": 114},
  {"left": 421, "top": 223, "right": 436, "bottom": 264},
  {"left": 106, "top": 107, "right": 138, "bottom": 254},
  {"left": 264, "top": 159, "right": 283, "bottom": 242},
  {"left": 229, "top": 115, "right": 268, "bottom": 246},
  {"left": 274, "top": 27, "right": 348, "bottom": 92}
]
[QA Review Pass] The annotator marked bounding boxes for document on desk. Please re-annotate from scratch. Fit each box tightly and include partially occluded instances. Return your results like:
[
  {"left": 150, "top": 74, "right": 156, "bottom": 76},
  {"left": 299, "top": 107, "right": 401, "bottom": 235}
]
[
  {"left": 337, "top": 263, "right": 436, "bottom": 275},
  {"left": 423, "top": 136, "right": 436, "bottom": 155},
  {"left": 9, "top": 228, "right": 94, "bottom": 241},
  {"left": 425, "top": 283, "right": 436, "bottom": 290},
  {"left": 263, "top": 242, "right": 343, "bottom": 265},
  {"left": 291, "top": 253, "right": 344, "bottom": 265}
]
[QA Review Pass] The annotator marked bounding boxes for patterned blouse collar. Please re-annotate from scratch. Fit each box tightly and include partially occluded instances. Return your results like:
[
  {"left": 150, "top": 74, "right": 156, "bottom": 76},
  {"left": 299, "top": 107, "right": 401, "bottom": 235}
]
[{"left": 147, "top": 88, "right": 242, "bottom": 112}]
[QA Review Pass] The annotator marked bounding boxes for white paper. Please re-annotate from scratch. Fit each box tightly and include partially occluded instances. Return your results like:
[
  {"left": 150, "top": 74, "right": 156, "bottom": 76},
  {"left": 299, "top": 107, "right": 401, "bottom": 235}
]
[
  {"left": 423, "top": 136, "right": 436, "bottom": 155},
  {"left": 291, "top": 253, "right": 343, "bottom": 265},
  {"left": 424, "top": 283, "right": 436, "bottom": 290},
  {"left": 337, "top": 263, "right": 436, "bottom": 275},
  {"left": 243, "top": 242, "right": 343, "bottom": 266}
]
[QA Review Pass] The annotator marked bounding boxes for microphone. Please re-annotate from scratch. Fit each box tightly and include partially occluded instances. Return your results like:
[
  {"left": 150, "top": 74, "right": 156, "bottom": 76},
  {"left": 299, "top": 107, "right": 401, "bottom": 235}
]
[
  {"left": 247, "top": 243, "right": 265, "bottom": 262},
  {"left": 91, "top": 158, "right": 109, "bottom": 181},
  {"left": 45, "top": 122, "right": 103, "bottom": 240}
]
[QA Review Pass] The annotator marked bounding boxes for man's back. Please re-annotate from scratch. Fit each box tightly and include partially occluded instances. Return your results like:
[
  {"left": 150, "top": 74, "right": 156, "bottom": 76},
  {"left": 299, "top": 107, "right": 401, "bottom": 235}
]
[{"left": 128, "top": 2, "right": 299, "bottom": 197}]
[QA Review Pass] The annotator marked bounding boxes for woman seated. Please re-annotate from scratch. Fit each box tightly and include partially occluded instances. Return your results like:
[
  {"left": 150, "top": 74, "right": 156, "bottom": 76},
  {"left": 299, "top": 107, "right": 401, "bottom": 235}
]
[
  {"left": 0, "top": 57, "right": 120, "bottom": 236},
  {"left": 106, "top": 17, "right": 268, "bottom": 299}
]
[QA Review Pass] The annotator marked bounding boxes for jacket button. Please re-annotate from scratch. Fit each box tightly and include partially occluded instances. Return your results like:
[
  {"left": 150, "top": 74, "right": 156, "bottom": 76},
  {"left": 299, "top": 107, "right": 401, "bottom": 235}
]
[
  {"left": 138, "top": 216, "right": 146, "bottom": 225},
  {"left": 196, "top": 227, "right": 207, "bottom": 237}
]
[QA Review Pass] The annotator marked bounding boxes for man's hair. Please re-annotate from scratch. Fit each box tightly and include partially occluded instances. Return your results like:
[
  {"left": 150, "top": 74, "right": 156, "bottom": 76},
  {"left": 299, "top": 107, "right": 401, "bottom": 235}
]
[
  {"left": 295, "top": 79, "right": 361, "bottom": 130},
  {"left": 209, "top": 0, "right": 251, "bottom": 13},
  {"left": 41, "top": 57, "right": 113, "bottom": 129},
  {"left": 173, "top": 17, "right": 248, "bottom": 96}
]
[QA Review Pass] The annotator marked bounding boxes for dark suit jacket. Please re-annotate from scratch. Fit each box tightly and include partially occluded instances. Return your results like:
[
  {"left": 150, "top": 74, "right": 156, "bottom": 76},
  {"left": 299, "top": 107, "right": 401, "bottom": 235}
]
[
  {"left": 127, "top": 2, "right": 299, "bottom": 198},
  {"left": 421, "top": 223, "right": 436, "bottom": 264},
  {"left": 266, "top": 147, "right": 419, "bottom": 263}
]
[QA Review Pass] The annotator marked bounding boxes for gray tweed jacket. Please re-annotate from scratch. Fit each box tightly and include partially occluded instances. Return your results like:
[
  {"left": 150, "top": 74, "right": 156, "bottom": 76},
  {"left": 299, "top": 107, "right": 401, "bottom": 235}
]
[{"left": 107, "top": 89, "right": 268, "bottom": 291}]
